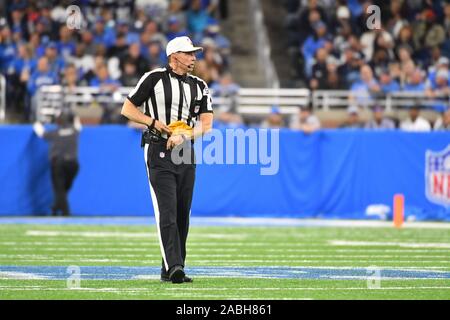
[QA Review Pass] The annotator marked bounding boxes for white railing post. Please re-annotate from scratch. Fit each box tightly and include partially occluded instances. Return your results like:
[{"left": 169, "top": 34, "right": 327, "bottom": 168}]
[{"left": 0, "top": 75, "right": 6, "bottom": 123}]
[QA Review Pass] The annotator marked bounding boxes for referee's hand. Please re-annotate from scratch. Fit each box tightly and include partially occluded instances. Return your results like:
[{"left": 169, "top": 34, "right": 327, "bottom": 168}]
[
  {"left": 154, "top": 120, "right": 172, "bottom": 135},
  {"left": 166, "top": 135, "right": 185, "bottom": 150}
]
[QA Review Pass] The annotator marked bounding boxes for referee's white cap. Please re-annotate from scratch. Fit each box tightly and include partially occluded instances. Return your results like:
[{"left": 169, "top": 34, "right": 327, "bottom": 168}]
[{"left": 166, "top": 36, "right": 203, "bottom": 57}]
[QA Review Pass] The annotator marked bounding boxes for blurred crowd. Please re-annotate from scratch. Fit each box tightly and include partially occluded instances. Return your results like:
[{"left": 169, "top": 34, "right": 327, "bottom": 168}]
[
  {"left": 252, "top": 101, "right": 450, "bottom": 132},
  {"left": 282, "top": 0, "right": 450, "bottom": 110},
  {"left": 0, "top": 0, "right": 230, "bottom": 122}
]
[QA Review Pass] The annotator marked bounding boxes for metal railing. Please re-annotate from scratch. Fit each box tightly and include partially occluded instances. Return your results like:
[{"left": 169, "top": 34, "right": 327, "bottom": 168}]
[
  {"left": 0, "top": 75, "right": 6, "bottom": 123},
  {"left": 35, "top": 85, "right": 447, "bottom": 123},
  {"left": 35, "top": 86, "right": 311, "bottom": 122},
  {"left": 249, "top": 0, "right": 280, "bottom": 89},
  {"left": 312, "top": 90, "right": 450, "bottom": 112}
]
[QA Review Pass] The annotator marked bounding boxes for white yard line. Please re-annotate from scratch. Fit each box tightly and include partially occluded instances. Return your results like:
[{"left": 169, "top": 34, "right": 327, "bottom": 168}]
[
  {"left": 330, "top": 241, "right": 450, "bottom": 249},
  {"left": 0, "top": 286, "right": 448, "bottom": 293},
  {"left": 0, "top": 272, "right": 48, "bottom": 280},
  {"left": 2, "top": 253, "right": 450, "bottom": 259},
  {"left": 24, "top": 230, "right": 246, "bottom": 240},
  {"left": 7, "top": 247, "right": 450, "bottom": 253}
]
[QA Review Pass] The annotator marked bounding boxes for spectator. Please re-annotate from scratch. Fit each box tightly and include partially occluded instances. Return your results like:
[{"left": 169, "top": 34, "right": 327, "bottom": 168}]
[
  {"left": 115, "top": 20, "right": 140, "bottom": 46},
  {"left": 166, "top": 0, "right": 187, "bottom": 28},
  {"left": 323, "top": 56, "right": 345, "bottom": 90},
  {"left": 200, "top": 43, "right": 222, "bottom": 83},
  {"left": 302, "top": 21, "right": 331, "bottom": 78},
  {"left": 80, "top": 30, "right": 97, "bottom": 56},
  {"left": 309, "top": 47, "right": 328, "bottom": 90},
  {"left": 340, "top": 105, "right": 364, "bottom": 129},
  {"left": 9, "top": 7, "right": 28, "bottom": 36},
  {"left": 403, "top": 69, "right": 426, "bottom": 92},
  {"left": 119, "top": 59, "right": 141, "bottom": 87},
  {"left": 147, "top": 40, "right": 167, "bottom": 69},
  {"left": 443, "top": 3, "right": 450, "bottom": 57},
  {"left": 399, "top": 59, "right": 416, "bottom": 88},
  {"left": 120, "top": 42, "right": 150, "bottom": 76},
  {"left": 360, "top": 28, "right": 394, "bottom": 62},
  {"left": 434, "top": 109, "right": 450, "bottom": 130},
  {"left": 106, "top": 33, "right": 129, "bottom": 60},
  {"left": 426, "top": 57, "right": 450, "bottom": 89},
  {"left": 0, "top": 26, "right": 17, "bottom": 73},
  {"left": 57, "top": 26, "right": 76, "bottom": 61},
  {"left": 379, "top": 69, "right": 401, "bottom": 94},
  {"left": 261, "top": 106, "right": 285, "bottom": 128},
  {"left": 68, "top": 43, "right": 95, "bottom": 81},
  {"left": 333, "top": 20, "right": 353, "bottom": 54},
  {"left": 349, "top": 64, "right": 381, "bottom": 107},
  {"left": 89, "top": 63, "right": 122, "bottom": 124},
  {"left": 62, "top": 64, "right": 79, "bottom": 92},
  {"left": 44, "top": 41, "right": 66, "bottom": 76},
  {"left": 166, "top": 15, "right": 189, "bottom": 41},
  {"left": 92, "top": 17, "right": 115, "bottom": 49},
  {"left": 187, "top": 0, "right": 211, "bottom": 38},
  {"left": 297, "top": 0, "right": 328, "bottom": 46},
  {"left": 412, "top": 8, "right": 446, "bottom": 62},
  {"left": 201, "top": 22, "right": 231, "bottom": 57},
  {"left": 425, "top": 69, "right": 450, "bottom": 112},
  {"left": 338, "top": 49, "right": 364, "bottom": 88},
  {"left": 26, "top": 56, "right": 59, "bottom": 120},
  {"left": 365, "top": 105, "right": 396, "bottom": 130},
  {"left": 142, "top": 20, "right": 167, "bottom": 47},
  {"left": 325, "top": 70, "right": 346, "bottom": 90},
  {"left": 6, "top": 43, "right": 35, "bottom": 117},
  {"left": 26, "top": 56, "right": 58, "bottom": 96},
  {"left": 289, "top": 104, "right": 321, "bottom": 133},
  {"left": 61, "top": 64, "right": 81, "bottom": 111},
  {"left": 210, "top": 72, "right": 243, "bottom": 125},
  {"left": 400, "top": 105, "right": 431, "bottom": 132},
  {"left": 89, "top": 64, "right": 121, "bottom": 91},
  {"left": 370, "top": 49, "right": 391, "bottom": 79},
  {"left": 396, "top": 25, "right": 416, "bottom": 57},
  {"left": 386, "top": 0, "right": 409, "bottom": 39}
]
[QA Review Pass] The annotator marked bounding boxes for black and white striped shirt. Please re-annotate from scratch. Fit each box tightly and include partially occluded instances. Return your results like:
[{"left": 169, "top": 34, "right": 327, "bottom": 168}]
[{"left": 127, "top": 65, "right": 213, "bottom": 128}]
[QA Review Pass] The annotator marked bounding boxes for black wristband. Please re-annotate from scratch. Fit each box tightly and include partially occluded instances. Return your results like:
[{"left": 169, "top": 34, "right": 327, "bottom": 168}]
[{"left": 148, "top": 118, "right": 156, "bottom": 130}]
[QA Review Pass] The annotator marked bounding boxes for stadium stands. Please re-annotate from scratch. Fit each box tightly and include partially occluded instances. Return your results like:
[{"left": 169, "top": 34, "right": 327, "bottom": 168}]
[
  {"left": 0, "top": 0, "right": 231, "bottom": 122},
  {"left": 0, "top": 0, "right": 448, "bottom": 129}
]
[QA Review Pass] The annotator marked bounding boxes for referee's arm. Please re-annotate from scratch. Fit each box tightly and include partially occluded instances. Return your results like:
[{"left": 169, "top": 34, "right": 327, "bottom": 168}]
[
  {"left": 121, "top": 99, "right": 171, "bottom": 134},
  {"left": 191, "top": 112, "right": 213, "bottom": 140},
  {"left": 121, "top": 72, "right": 172, "bottom": 135},
  {"left": 190, "top": 82, "right": 214, "bottom": 140}
]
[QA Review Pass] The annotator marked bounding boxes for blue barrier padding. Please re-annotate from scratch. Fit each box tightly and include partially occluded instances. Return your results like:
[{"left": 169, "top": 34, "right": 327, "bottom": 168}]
[{"left": 0, "top": 125, "right": 449, "bottom": 220}]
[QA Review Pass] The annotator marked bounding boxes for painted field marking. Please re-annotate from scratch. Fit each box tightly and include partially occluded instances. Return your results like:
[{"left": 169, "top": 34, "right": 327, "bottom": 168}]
[
  {"left": 1, "top": 266, "right": 449, "bottom": 281},
  {"left": 330, "top": 241, "right": 450, "bottom": 249},
  {"left": 0, "top": 271, "right": 48, "bottom": 280},
  {"left": 3, "top": 217, "right": 450, "bottom": 229},
  {"left": 24, "top": 230, "right": 246, "bottom": 240}
]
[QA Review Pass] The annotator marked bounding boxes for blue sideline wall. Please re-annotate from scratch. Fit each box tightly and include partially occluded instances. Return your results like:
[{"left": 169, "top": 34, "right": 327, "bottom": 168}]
[{"left": 0, "top": 125, "right": 449, "bottom": 220}]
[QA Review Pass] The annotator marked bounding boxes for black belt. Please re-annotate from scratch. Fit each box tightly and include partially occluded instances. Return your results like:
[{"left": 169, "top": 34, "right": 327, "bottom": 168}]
[{"left": 141, "top": 129, "right": 167, "bottom": 147}]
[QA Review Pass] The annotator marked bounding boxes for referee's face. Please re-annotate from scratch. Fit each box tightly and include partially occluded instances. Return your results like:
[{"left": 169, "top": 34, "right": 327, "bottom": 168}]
[{"left": 176, "top": 51, "right": 197, "bottom": 73}]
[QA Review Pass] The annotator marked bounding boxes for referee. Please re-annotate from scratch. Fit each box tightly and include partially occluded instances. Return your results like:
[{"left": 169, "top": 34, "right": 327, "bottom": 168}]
[{"left": 121, "top": 36, "right": 213, "bottom": 283}]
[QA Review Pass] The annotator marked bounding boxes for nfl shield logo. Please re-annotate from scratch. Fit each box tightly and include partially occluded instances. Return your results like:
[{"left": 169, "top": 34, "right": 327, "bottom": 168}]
[{"left": 425, "top": 145, "right": 450, "bottom": 207}]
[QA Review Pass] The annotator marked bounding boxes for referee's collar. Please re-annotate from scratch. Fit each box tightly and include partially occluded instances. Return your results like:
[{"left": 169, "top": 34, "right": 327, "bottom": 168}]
[{"left": 166, "top": 65, "right": 188, "bottom": 81}]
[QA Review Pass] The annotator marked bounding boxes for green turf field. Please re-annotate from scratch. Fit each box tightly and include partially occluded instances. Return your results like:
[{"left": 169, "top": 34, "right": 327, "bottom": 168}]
[{"left": 0, "top": 222, "right": 449, "bottom": 299}]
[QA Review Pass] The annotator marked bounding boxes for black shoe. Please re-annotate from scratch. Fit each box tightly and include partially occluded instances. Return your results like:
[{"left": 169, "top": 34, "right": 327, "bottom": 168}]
[
  {"left": 168, "top": 265, "right": 185, "bottom": 284},
  {"left": 160, "top": 273, "right": 170, "bottom": 282},
  {"left": 160, "top": 274, "right": 193, "bottom": 283}
]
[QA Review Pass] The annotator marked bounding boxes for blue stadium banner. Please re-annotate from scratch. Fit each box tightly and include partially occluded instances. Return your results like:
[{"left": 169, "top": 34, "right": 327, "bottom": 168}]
[{"left": 0, "top": 125, "right": 449, "bottom": 221}]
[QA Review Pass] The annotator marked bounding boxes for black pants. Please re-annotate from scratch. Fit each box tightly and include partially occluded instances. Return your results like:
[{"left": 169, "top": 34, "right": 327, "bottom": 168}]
[
  {"left": 144, "top": 140, "right": 196, "bottom": 273},
  {"left": 50, "top": 158, "right": 79, "bottom": 216}
]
